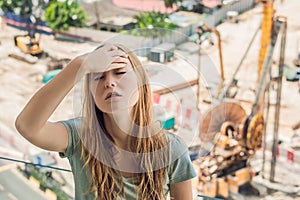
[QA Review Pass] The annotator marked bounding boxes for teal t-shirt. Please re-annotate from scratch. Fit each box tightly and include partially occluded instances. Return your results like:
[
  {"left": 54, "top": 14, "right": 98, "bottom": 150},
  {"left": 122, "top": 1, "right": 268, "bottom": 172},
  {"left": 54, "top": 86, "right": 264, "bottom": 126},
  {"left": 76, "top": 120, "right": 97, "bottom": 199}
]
[{"left": 60, "top": 118, "right": 197, "bottom": 200}]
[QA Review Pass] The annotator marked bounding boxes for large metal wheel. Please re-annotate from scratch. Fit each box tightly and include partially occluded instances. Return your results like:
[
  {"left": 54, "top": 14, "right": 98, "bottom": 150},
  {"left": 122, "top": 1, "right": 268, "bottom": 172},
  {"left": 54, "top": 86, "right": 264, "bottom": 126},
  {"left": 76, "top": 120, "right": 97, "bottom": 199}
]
[
  {"left": 199, "top": 102, "right": 247, "bottom": 143},
  {"left": 245, "top": 114, "right": 264, "bottom": 150}
]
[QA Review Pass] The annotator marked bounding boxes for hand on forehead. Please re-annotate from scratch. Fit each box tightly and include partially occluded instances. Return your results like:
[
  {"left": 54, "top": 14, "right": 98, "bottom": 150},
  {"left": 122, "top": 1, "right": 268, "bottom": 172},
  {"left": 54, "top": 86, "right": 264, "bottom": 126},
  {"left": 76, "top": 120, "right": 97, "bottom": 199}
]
[
  {"left": 95, "top": 43, "right": 118, "bottom": 51},
  {"left": 83, "top": 43, "right": 129, "bottom": 74}
]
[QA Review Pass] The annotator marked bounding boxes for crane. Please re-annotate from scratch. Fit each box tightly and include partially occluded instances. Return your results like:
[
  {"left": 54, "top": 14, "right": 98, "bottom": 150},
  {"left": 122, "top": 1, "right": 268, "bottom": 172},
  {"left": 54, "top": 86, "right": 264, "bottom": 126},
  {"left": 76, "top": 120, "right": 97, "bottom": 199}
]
[{"left": 257, "top": 0, "right": 275, "bottom": 76}]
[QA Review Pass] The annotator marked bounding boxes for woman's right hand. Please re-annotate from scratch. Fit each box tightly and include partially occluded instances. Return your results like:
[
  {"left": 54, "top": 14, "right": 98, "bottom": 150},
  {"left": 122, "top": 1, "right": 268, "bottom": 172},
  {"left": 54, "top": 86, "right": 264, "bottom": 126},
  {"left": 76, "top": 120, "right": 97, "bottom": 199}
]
[
  {"left": 80, "top": 43, "right": 129, "bottom": 74},
  {"left": 15, "top": 42, "right": 130, "bottom": 153}
]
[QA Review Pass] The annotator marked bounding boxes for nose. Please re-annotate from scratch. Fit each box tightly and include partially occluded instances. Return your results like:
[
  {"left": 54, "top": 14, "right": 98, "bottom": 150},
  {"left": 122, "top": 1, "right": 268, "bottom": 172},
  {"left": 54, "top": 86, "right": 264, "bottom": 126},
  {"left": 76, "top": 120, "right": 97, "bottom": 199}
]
[{"left": 104, "top": 72, "right": 117, "bottom": 89}]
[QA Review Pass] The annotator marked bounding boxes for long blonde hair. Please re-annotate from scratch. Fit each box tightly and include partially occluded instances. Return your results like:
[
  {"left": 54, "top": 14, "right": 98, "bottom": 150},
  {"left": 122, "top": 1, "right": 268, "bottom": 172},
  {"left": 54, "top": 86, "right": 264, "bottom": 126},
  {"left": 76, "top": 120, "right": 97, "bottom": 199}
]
[{"left": 80, "top": 44, "right": 169, "bottom": 199}]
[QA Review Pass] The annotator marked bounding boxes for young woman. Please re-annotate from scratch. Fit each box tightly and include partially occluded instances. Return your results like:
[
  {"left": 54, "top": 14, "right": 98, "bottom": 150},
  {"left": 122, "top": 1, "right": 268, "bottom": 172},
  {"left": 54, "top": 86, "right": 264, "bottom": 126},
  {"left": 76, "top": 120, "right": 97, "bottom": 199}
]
[{"left": 15, "top": 43, "right": 196, "bottom": 200}]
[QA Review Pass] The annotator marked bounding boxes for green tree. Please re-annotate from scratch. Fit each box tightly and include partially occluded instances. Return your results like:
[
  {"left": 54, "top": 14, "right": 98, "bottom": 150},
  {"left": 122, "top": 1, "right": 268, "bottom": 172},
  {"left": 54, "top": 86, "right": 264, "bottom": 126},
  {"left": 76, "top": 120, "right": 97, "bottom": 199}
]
[
  {"left": 164, "top": 0, "right": 182, "bottom": 9},
  {"left": 0, "top": 0, "right": 23, "bottom": 13},
  {"left": 0, "top": 0, "right": 54, "bottom": 15},
  {"left": 134, "top": 11, "right": 178, "bottom": 30},
  {"left": 124, "top": 11, "right": 178, "bottom": 38},
  {"left": 44, "top": 0, "right": 87, "bottom": 31}
]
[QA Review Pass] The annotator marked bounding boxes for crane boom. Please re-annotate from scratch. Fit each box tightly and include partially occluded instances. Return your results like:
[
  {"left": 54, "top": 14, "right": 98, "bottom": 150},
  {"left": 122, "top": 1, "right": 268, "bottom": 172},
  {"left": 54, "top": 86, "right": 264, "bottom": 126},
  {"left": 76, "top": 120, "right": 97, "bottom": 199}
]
[{"left": 258, "top": 0, "right": 275, "bottom": 76}]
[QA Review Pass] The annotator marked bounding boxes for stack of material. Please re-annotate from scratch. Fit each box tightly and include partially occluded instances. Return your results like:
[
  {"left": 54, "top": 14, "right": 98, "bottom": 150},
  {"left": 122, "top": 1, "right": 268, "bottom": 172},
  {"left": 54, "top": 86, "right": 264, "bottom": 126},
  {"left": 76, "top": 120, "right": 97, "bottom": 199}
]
[{"left": 196, "top": 102, "right": 263, "bottom": 198}]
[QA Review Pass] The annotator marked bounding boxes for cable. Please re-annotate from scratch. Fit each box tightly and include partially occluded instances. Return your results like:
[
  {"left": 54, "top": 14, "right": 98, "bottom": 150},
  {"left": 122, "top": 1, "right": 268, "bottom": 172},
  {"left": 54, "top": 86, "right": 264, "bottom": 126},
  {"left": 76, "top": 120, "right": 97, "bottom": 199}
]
[
  {"left": 0, "top": 156, "right": 72, "bottom": 172},
  {"left": 197, "top": 194, "right": 224, "bottom": 200},
  {"left": 220, "top": 23, "right": 261, "bottom": 100}
]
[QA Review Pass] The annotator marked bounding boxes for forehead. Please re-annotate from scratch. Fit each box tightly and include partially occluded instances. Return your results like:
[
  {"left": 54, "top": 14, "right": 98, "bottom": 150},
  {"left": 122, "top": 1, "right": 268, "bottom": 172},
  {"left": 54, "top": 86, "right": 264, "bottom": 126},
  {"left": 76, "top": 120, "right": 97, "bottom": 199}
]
[{"left": 90, "top": 62, "right": 134, "bottom": 77}]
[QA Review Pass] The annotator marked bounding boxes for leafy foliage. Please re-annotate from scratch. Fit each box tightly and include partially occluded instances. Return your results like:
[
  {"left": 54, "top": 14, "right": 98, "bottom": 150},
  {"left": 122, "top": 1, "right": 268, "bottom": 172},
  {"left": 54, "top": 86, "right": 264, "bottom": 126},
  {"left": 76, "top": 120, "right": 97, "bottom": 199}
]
[
  {"left": 122, "top": 12, "right": 178, "bottom": 38},
  {"left": 0, "top": 0, "right": 54, "bottom": 16},
  {"left": 134, "top": 11, "right": 178, "bottom": 30},
  {"left": 45, "top": 0, "right": 87, "bottom": 31},
  {"left": 0, "top": 0, "right": 22, "bottom": 13}
]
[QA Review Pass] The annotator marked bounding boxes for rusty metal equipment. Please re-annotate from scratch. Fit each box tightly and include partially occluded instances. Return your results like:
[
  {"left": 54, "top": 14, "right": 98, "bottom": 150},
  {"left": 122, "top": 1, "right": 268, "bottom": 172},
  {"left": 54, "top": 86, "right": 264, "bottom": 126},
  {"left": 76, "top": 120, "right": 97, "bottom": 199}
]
[
  {"left": 198, "top": 101, "right": 263, "bottom": 166},
  {"left": 195, "top": 14, "right": 287, "bottom": 197},
  {"left": 245, "top": 114, "right": 264, "bottom": 151},
  {"left": 199, "top": 102, "right": 246, "bottom": 144},
  {"left": 197, "top": 101, "right": 264, "bottom": 198}
]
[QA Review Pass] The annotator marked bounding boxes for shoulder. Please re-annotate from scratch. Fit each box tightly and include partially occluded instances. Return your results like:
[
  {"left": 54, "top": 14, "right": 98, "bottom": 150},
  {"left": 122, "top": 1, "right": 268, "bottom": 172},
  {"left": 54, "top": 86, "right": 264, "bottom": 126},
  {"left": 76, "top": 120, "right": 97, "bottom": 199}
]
[
  {"left": 59, "top": 118, "right": 82, "bottom": 158},
  {"left": 60, "top": 117, "right": 82, "bottom": 132},
  {"left": 165, "top": 133, "right": 188, "bottom": 155},
  {"left": 165, "top": 132, "right": 190, "bottom": 167},
  {"left": 165, "top": 133, "right": 197, "bottom": 184}
]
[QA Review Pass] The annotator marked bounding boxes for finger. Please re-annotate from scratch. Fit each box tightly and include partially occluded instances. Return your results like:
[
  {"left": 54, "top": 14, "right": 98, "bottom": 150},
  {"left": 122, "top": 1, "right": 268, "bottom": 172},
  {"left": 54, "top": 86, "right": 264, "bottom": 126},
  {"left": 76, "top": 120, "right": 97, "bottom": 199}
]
[
  {"left": 112, "top": 56, "right": 129, "bottom": 64},
  {"left": 103, "top": 63, "right": 128, "bottom": 72},
  {"left": 118, "top": 53, "right": 128, "bottom": 58},
  {"left": 94, "top": 44, "right": 104, "bottom": 50},
  {"left": 109, "top": 45, "right": 118, "bottom": 51},
  {"left": 108, "top": 50, "right": 128, "bottom": 58},
  {"left": 94, "top": 43, "right": 114, "bottom": 51}
]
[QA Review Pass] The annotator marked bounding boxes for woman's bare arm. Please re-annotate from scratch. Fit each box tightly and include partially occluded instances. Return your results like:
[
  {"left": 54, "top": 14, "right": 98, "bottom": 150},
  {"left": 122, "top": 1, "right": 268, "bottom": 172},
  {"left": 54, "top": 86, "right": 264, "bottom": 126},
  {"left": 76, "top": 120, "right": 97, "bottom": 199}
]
[
  {"left": 15, "top": 43, "right": 128, "bottom": 153},
  {"left": 169, "top": 179, "right": 193, "bottom": 200},
  {"left": 15, "top": 56, "right": 85, "bottom": 152}
]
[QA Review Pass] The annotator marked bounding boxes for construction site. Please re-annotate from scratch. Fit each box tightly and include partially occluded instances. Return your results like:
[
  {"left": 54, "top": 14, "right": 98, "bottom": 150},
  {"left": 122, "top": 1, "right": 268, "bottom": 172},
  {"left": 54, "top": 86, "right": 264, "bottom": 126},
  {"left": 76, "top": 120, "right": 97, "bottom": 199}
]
[{"left": 0, "top": 0, "right": 300, "bottom": 199}]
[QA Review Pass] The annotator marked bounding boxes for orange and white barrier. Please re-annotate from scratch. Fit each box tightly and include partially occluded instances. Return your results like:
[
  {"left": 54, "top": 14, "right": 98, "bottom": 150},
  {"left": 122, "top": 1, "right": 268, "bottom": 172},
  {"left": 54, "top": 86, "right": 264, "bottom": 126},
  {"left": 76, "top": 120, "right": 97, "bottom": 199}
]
[
  {"left": 152, "top": 93, "right": 201, "bottom": 130},
  {"left": 276, "top": 143, "right": 300, "bottom": 165},
  {"left": 176, "top": 106, "right": 201, "bottom": 130}
]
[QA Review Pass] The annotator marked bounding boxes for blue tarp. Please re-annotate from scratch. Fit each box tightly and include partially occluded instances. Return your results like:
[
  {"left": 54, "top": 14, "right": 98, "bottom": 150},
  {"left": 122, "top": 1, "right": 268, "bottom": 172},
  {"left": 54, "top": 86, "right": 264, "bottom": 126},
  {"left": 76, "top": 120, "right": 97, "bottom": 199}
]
[{"left": 4, "top": 12, "right": 53, "bottom": 35}]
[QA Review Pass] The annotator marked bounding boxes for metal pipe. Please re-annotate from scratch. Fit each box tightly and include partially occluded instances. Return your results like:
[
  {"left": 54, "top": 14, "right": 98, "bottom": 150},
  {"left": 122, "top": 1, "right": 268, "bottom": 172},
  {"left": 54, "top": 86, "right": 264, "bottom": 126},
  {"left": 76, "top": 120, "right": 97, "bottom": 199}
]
[
  {"left": 213, "top": 29, "right": 225, "bottom": 83},
  {"left": 154, "top": 79, "right": 198, "bottom": 95},
  {"left": 220, "top": 24, "right": 261, "bottom": 100},
  {"left": 196, "top": 26, "right": 204, "bottom": 110},
  {"left": 197, "top": 46, "right": 201, "bottom": 110},
  {"left": 250, "top": 19, "right": 283, "bottom": 117},
  {"left": 262, "top": 81, "right": 271, "bottom": 178},
  {"left": 270, "top": 16, "right": 287, "bottom": 182},
  {"left": 197, "top": 23, "right": 225, "bottom": 93}
]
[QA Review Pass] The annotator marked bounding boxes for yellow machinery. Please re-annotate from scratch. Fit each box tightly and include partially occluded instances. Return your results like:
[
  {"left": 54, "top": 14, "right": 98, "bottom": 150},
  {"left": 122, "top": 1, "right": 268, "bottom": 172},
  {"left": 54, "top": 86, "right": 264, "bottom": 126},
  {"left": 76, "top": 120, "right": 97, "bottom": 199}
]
[
  {"left": 14, "top": 34, "right": 43, "bottom": 56},
  {"left": 258, "top": 0, "right": 275, "bottom": 76},
  {"left": 196, "top": 0, "right": 288, "bottom": 195}
]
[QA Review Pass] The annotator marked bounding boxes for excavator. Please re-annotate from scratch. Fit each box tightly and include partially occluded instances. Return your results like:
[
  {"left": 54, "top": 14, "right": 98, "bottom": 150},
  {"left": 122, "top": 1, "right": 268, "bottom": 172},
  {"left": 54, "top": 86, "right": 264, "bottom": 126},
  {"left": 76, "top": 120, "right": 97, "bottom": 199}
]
[
  {"left": 14, "top": 33, "right": 43, "bottom": 56},
  {"left": 13, "top": 0, "right": 43, "bottom": 56},
  {"left": 13, "top": 13, "right": 43, "bottom": 56}
]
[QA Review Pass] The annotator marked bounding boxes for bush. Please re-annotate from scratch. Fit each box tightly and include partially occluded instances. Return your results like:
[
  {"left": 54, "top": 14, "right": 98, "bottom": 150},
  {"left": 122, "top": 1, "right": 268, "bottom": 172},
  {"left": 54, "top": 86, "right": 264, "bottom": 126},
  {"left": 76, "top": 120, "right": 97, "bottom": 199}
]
[{"left": 45, "top": 0, "right": 87, "bottom": 31}]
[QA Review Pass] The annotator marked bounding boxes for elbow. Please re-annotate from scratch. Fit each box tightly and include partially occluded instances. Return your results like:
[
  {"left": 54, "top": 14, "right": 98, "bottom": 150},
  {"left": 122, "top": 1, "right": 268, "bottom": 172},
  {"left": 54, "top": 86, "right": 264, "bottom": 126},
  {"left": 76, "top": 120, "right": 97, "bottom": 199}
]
[
  {"left": 15, "top": 115, "right": 32, "bottom": 139},
  {"left": 15, "top": 115, "right": 26, "bottom": 136}
]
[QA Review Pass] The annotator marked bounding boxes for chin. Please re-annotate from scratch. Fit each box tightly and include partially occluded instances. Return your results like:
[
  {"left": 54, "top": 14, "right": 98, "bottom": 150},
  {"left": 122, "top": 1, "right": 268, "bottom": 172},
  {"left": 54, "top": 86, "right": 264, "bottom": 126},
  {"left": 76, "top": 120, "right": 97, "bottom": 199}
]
[{"left": 101, "top": 105, "right": 131, "bottom": 114}]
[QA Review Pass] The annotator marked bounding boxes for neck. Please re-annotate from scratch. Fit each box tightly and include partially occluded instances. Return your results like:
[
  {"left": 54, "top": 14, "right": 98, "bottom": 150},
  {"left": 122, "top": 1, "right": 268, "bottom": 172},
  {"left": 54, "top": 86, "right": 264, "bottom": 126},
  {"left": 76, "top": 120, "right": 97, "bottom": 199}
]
[{"left": 103, "top": 110, "right": 132, "bottom": 149}]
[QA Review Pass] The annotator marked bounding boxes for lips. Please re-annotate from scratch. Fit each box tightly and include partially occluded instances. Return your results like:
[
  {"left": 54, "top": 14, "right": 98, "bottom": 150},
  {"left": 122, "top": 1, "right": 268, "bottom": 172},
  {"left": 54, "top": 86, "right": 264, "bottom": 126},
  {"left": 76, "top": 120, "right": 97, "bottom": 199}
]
[{"left": 105, "top": 92, "right": 121, "bottom": 100}]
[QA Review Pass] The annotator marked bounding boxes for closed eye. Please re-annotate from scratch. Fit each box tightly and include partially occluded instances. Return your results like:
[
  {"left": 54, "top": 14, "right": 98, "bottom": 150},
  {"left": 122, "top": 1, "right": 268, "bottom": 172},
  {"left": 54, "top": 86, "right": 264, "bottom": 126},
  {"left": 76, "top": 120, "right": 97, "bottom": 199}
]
[
  {"left": 116, "top": 71, "right": 126, "bottom": 75},
  {"left": 94, "top": 75, "right": 104, "bottom": 81}
]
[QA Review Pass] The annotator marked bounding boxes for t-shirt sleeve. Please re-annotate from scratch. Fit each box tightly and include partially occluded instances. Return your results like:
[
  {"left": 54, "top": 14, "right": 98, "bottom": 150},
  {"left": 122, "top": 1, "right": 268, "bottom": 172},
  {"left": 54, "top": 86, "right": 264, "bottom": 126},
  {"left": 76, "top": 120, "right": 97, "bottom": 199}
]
[
  {"left": 168, "top": 134, "right": 197, "bottom": 184},
  {"left": 58, "top": 118, "right": 81, "bottom": 158}
]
